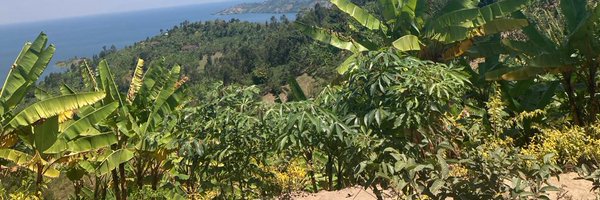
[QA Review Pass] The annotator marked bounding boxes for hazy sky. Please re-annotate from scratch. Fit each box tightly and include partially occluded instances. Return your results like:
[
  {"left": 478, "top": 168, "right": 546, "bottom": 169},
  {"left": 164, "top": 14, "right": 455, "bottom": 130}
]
[{"left": 0, "top": 0, "right": 233, "bottom": 25}]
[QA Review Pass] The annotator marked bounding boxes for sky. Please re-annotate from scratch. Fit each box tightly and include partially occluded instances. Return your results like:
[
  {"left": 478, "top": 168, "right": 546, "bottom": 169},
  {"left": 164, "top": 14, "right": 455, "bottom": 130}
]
[{"left": 0, "top": 0, "right": 234, "bottom": 25}]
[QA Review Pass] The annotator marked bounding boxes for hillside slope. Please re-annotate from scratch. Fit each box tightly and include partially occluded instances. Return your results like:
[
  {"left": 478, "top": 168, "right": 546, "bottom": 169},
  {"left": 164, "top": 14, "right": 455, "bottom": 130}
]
[{"left": 217, "top": 0, "right": 330, "bottom": 14}]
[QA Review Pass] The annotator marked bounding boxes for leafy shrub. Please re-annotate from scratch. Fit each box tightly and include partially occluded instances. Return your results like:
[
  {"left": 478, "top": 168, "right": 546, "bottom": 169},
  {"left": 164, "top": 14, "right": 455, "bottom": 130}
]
[
  {"left": 269, "top": 158, "right": 308, "bottom": 195},
  {"left": 523, "top": 123, "right": 600, "bottom": 166},
  {"left": 450, "top": 144, "right": 561, "bottom": 199}
]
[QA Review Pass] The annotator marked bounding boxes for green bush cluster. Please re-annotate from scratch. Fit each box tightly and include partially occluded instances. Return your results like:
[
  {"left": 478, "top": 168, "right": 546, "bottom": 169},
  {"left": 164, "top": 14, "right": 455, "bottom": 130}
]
[{"left": 1, "top": 0, "right": 600, "bottom": 199}]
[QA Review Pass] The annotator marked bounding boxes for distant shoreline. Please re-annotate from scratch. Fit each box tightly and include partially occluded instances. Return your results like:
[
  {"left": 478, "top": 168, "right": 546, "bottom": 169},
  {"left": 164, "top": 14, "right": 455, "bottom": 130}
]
[
  {"left": 216, "top": 0, "right": 329, "bottom": 15},
  {"left": 0, "top": 1, "right": 296, "bottom": 82}
]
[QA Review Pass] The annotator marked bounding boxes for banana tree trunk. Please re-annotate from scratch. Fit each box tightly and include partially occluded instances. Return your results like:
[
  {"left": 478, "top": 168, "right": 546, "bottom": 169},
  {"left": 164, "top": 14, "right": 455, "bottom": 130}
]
[
  {"left": 73, "top": 180, "right": 82, "bottom": 200},
  {"left": 135, "top": 159, "right": 144, "bottom": 188},
  {"left": 587, "top": 62, "right": 598, "bottom": 123},
  {"left": 119, "top": 163, "right": 127, "bottom": 200},
  {"left": 151, "top": 162, "right": 161, "bottom": 190},
  {"left": 36, "top": 164, "right": 44, "bottom": 195},
  {"left": 111, "top": 170, "right": 121, "bottom": 200},
  {"left": 304, "top": 149, "right": 318, "bottom": 192},
  {"left": 562, "top": 72, "right": 584, "bottom": 126},
  {"left": 336, "top": 158, "right": 343, "bottom": 189},
  {"left": 372, "top": 184, "right": 384, "bottom": 200},
  {"left": 326, "top": 154, "right": 333, "bottom": 190},
  {"left": 93, "top": 176, "right": 101, "bottom": 200},
  {"left": 101, "top": 183, "right": 108, "bottom": 200}
]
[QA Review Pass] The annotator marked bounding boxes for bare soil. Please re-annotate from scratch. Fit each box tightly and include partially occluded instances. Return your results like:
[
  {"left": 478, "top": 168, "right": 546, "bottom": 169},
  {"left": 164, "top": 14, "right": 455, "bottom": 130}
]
[{"left": 286, "top": 173, "right": 597, "bottom": 200}]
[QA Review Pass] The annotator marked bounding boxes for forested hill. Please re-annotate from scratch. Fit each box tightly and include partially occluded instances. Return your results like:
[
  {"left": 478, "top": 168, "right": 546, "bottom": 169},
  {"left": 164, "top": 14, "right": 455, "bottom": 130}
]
[
  {"left": 40, "top": 4, "right": 350, "bottom": 96},
  {"left": 217, "top": 0, "right": 330, "bottom": 14}
]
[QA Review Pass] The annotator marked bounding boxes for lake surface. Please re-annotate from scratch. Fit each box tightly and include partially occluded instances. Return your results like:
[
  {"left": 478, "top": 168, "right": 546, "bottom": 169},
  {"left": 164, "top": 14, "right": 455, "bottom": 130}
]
[{"left": 0, "top": 1, "right": 296, "bottom": 82}]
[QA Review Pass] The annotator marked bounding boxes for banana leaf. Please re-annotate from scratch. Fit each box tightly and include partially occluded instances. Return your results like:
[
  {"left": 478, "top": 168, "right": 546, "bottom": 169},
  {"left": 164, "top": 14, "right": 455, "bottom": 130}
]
[
  {"left": 96, "top": 149, "right": 134, "bottom": 175},
  {"left": 296, "top": 23, "right": 368, "bottom": 52},
  {"left": 330, "top": 0, "right": 384, "bottom": 31},
  {"left": 392, "top": 35, "right": 422, "bottom": 52},
  {"left": 127, "top": 59, "right": 145, "bottom": 104},
  {"left": 6, "top": 92, "right": 106, "bottom": 130}
]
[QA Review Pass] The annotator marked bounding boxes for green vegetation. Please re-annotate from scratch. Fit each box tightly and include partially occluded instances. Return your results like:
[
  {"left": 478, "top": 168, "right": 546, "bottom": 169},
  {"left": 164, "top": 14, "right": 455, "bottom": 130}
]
[
  {"left": 217, "top": 0, "right": 329, "bottom": 15},
  {"left": 2, "top": 0, "right": 600, "bottom": 199}
]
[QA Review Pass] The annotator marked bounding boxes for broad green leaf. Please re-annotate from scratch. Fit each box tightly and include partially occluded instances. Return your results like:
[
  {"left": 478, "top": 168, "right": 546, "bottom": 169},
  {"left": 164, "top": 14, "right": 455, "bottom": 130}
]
[
  {"left": 98, "top": 60, "right": 124, "bottom": 105},
  {"left": 288, "top": 77, "right": 307, "bottom": 101},
  {"left": 7, "top": 92, "right": 106, "bottom": 130},
  {"left": 485, "top": 67, "right": 514, "bottom": 81},
  {"left": 392, "top": 35, "right": 421, "bottom": 51},
  {"left": 502, "top": 39, "right": 541, "bottom": 57},
  {"left": 479, "top": 0, "right": 530, "bottom": 22},
  {"left": 62, "top": 102, "right": 118, "bottom": 140},
  {"left": 60, "top": 84, "right": 76, "bottom": 95},
  {"left": 512, "top": 11, "right": 556, "bottom": 51},
  {"left": 0, "top": 149, "right": 59, "bottom": 178},
  {"left": 530, "top": 52, "right": 574, "bottom": 68},
  {"left": 337, "top": 54, "right": 358, "bottom": 74},
  {"left": 96, "top": 149, "right": 134, "bottom": 175},
  {"left": 296, "top": 23, "right": 368, "bottom": 52},
  {"left": 378, "top": 0, "right": 399, "bottom": 22},
  {"left": 430, "top": 179, "right": 445, "bottom": 194},
  {"left": 439, "top": 0, "right": 479, "bottom": 14},
  {"left": 34, "top": 116, "right": 59, "bottom": 153},
  {"left": 127, "top": 59, "right": 145, "bottom": 104},
  {"left": 429, "top": 26, "right": 471, "bottom": 43},
  {"left": 429, "top": 8, "right": 480, "bottom": 31},
  {"left": 79, "top": 61, "right": 98, "bottom": 91},
  {"left": 560, "top": 0, "right": 587, "bottom": 32},
  {"left": 1, "top": 33, "right": 55, "bottom": 110},
  {"left": 0, "top": 149, "right": 32, "bottom": 167},
  {"left": 428, "top": 0, "right": 529, "bottom": 37},
  {"left": 163, "top": 188, "right": 186, "bottom": 200},
  {"left": 481, "top": 18, "right": 528, "bottom": 35},
  {"left": 34, "top": 87, "right": 51, "bottom": 101},
  {"left": 43, "top": 137, "right": 68, "bottom": 154},
  {"left": 331, "top": 0, "right": 384, "bottom": 31},
  {"left": 68, "top": 133, "right": 118, "bottom": 153},
  {"left": 398, "top": 0, "right": 427, "bottom": 31},
  {"left": 142, "top": 65, "right": 181, "bottom": 134},
  {"left": 500, "top": 66, "right": 572, "bottom": 81},
  {"left": 569, "top": 4, "right": 600, "bottom": 56}
]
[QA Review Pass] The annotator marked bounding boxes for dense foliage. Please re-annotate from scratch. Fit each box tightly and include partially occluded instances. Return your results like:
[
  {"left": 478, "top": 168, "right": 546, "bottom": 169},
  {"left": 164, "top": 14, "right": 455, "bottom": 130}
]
[
  {"left": 41, "top": 9, "right": 347, "bottom": 97},
  {"left": 1, "top": 0, "right": 600, "bottom": 199}
]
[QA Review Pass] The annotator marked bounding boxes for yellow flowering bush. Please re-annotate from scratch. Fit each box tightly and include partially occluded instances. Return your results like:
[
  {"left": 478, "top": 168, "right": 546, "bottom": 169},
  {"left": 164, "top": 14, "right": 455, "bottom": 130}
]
[
  {"left": 449, "top": 164, "right": 469, "bottom": 178},
  {"left": 485, "top": 88, "right": 545, "bottom": 136},
  {"left": 273, "top": 159, "right": 308, "bottom": 193},
  {"left": 522, "top": 124, "right": 600, "bottom": 165},
  {"left": 191, "top": 190, "right": 220, "bottom": 200},
  {"left": 479, "top": 137, "right": 515, "bottom": 159},
  {"left": 6, "top": 192, "right": 41, "bottom": 200}
]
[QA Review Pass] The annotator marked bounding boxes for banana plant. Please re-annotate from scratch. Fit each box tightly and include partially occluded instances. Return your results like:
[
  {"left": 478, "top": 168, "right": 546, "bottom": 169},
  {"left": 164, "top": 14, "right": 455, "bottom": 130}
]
[
  {"left": 75, "top": 58, "right": 188, "bottom": 200},
  {"left": 298, "top": 0, "right": 531, "bottom": 74},
  {"left": 0, "top": 33, "right": 109, "bottom": 192},
  {"left": 486, "top": 1, "right": 600, "bottom": 125}
]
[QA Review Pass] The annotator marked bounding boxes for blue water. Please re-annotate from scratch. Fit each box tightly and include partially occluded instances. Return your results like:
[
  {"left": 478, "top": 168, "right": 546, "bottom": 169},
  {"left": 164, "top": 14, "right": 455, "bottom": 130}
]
[{"left": 0, "top": 1, "right": 296, "bottom": 83}]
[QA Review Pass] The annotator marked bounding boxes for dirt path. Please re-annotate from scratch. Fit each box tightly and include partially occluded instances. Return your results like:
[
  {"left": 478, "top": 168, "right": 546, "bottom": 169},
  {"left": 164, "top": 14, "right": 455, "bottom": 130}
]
[
  {"left": 548, "top": 172, "right": 596, "bottom": 200},
  {"left": 287, "top": 173, "right": 597, "bottom": 200}
]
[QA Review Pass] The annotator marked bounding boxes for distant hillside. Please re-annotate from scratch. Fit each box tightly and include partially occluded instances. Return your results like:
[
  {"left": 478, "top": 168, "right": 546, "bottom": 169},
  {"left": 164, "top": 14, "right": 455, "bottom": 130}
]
[{"left": 217, "top": 0, "right": 330, "bottom": 14}]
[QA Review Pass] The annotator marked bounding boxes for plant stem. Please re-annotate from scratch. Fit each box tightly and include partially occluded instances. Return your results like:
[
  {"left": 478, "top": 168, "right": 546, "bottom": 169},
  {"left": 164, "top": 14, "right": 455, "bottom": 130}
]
[
  {"left": 587, "top": 61, "right": 598, "bottom": 123},
  {"left": 36, "top": 164, "right": 43, "bottom": 195},
  {"left": 562, "top": 72, "right": 584, "bottom": 126},
  {"left": 111, "top": 169, "right": 121, "bottom": 200},
  {"left": 304, "top": 150, "right": 318, "bottom": 192},
  {"left": 326, "top": 154, "right": 333, "bottom": 190}
]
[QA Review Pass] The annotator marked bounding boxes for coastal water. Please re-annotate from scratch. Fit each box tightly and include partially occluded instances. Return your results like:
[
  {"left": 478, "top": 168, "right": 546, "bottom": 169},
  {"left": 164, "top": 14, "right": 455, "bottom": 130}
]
[{"left": 0, "top": 1, "right": 296, "bottom": 82}]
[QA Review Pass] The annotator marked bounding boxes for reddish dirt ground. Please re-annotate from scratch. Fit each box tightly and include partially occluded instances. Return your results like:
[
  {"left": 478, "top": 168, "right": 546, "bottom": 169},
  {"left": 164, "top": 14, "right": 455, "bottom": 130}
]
[{"left": 286, "top": 173, "right": 597, "bottom": 200}]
